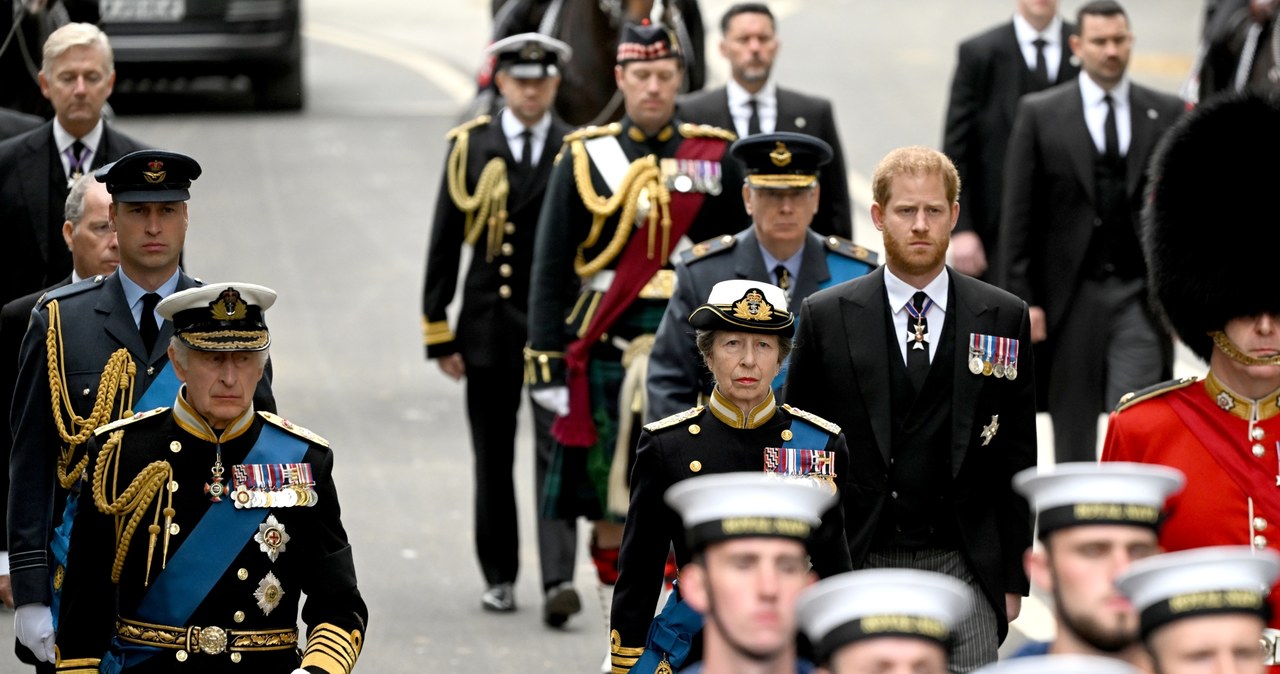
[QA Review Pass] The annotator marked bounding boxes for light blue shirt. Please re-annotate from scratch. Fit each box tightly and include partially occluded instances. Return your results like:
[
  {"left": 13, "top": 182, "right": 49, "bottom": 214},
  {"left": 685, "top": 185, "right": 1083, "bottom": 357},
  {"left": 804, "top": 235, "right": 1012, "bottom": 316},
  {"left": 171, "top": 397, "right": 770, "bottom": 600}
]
[
  {"left": 118, "top": 268, "right": 182, "bottom": 328},
  {"left": 758, "top": 240, "right": 805, "bottom": 297}
]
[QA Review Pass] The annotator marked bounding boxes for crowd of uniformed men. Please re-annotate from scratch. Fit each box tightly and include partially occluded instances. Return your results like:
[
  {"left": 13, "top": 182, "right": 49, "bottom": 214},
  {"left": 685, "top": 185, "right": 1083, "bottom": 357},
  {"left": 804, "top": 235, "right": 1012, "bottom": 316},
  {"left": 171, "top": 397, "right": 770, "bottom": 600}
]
[{"left": 3, "top": 0, "right": 1280, "bottom": 673}]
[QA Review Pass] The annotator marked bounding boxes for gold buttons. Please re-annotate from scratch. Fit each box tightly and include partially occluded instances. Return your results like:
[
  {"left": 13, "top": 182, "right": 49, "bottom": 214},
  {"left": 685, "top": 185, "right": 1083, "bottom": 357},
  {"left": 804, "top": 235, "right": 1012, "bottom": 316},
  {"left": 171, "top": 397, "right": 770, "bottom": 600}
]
[
  {"left": 169, "top": 480, "right": 179, "bottom": 493},
  {"left": 1257, "top": 517, "right": 1270, "bottom": 532},
  {"left": 169, "top": 523, "right": 181, "bottom": 536},
  {"left": 230, "top": 653, "right": 242, "bottom": 664},
  {"left": 176, "top": 650, "right": 188, "bottom": 662},
  {"left": 781, "top": 429, "right": 793, "bottom": 441},
  {"left": 499, "top": 285, "right": 512, "bottom": 299},
  {"left": 504, "top": 222, "right": 516, "bottom": 235},
  {"left": 501, "top": 242, "right": 514, "bottom": 256},
  {"left": 237, "top": 568, "right": 249, "bottom": 581},
  {"left": 690, "top": 460, "right": 702, "bottom": 472},
  {"left": 499, "top": 264, "right": 513, "bottom": 278},
  {"left": 233, "top": 610, "right": 245, "bottom": 623},
  {"left": 688, "top": 424, "right": 700, "bottom": 435},
  {"left": 1254, "top": 443, "right": 1266, "bottom": 458},
  {"left": 170, "top": 441, "right": 182, "bottom": 453}
]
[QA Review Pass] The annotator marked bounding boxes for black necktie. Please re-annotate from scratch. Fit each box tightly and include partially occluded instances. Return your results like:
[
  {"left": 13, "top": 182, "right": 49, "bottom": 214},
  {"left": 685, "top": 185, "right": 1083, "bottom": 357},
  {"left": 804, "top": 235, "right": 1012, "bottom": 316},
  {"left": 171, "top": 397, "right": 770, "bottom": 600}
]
[
  {"left": 906, "top": 291, "right": 931, "bottom": 390},
  {"left": 774, "top": 265, "right": 791, "bottom": 297},
  {"left": 1103, "top": 94, "right": 1120, "bottom": 160},
  {"left": 1032, "top": 38, "right": 1050, "bottom": 88},
  {"left": 519, "top": 129, "right": 533, "bottom": 172},
  {"left": 747, "top": 98, "right": 762, "bottom": 136},
  {"left": 140, "top": 292, "right": 161, "bottom": 352},
  {"left": 66, "top": 139, "right": 87, "bottom": 179}
]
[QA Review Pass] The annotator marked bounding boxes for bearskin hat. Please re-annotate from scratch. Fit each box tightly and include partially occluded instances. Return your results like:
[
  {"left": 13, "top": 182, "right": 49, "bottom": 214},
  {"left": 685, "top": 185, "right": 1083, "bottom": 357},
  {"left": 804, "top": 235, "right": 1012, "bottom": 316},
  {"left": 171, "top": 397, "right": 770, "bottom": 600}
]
[{"left": 1144, "top": 93, "right": 1280, "bottom": 361}]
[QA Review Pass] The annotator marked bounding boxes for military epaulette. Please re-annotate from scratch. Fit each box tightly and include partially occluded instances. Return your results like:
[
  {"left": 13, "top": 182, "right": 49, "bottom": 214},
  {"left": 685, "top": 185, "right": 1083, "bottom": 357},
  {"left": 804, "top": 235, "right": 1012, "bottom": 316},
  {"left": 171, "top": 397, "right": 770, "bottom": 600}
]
[
  {"left": 259, "top": 411, "right": 330, "bottom": 448},
  {"left": 782, "top": 404, "right": 841, "bottom": 435},
  {"left": 444, "top": 114, "right": 491, "bottom": 142},
  {"left": 563, "top": 122, "right": 622, "bottom": 144},
  {"left": 1113, "top": 376, "right": 1200, "bottom": 414},
  {"left": 644, "top": 405, "right": 705, "bottom": 432},
  {"left": 681, "top": 234, "right": 737, "bottom": 264},
  {"left": 39, "top": 275, "right": 108, "bottom": 307},
  {"left": 678, "top": 123, "right": 736, "bottom": 142},
  {"left": 823, "top": 236, "right": 879, "bottom": 265},
  {"left": 93, "top": 407, "right": 169, "bottom": 436}
]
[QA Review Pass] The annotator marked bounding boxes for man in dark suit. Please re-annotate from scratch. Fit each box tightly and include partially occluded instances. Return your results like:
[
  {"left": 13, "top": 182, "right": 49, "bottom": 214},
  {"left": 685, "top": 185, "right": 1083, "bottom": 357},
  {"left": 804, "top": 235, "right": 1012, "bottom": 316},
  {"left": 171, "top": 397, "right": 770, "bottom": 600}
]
[
  {"left": 422, "top": 33, "right": 582, "bottom": 626},
  {"left": 677, "top": 2, "right": 853, "bottom": 239},
  {"left": 0, "top": 108, "right": 42, "bottom": 141},
  {"left": 0, "top": 22, "right": 148, "bottom": 309},
  {"left": 1000, "top": 0, "right": 1184, "bottom": 463},
  {"left": 7, "top": 151, "right": 274, "bottom": 667},
  {"left": 943, "top": 0, "right": 1080, "bottom": 281},
  {"left": 785, "top": 146, "right": 1037, "bottom": 672},
  {"left": 646, "top": 132, "right": 876, "bottom": 422},
  {"left": 0, "top": 177, "right": 117, "bottom": 612}
]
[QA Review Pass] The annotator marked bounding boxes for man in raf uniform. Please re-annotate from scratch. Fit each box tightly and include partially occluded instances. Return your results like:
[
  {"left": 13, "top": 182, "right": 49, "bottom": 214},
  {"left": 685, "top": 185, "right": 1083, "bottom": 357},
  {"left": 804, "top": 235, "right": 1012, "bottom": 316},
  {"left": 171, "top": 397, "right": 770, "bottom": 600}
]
[
  {"left": 525, "top": 20, "right": 747, "bottom": 668},
  {"left": 646, "top": 131, "right": 876, "bottom": 422},
  {"left": 1101, "top": 93, "right": 1280, "bottom": 641},
  {"left": 421, "top": 32, "right": 582, "bottom": 626},
  {"left": 54, "top": 282, "right": 366, "bottom": 674},
  {"left": 8, "top": 151, "right": 274, "bottom": 667}
]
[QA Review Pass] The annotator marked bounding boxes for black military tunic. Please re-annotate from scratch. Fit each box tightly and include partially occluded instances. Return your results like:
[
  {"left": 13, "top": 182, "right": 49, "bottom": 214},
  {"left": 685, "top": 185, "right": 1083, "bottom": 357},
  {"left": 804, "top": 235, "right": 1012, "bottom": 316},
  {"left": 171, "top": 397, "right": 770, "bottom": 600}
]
[
  {"left": 55, "top": 398, "right": 365, "bottom": 674},
  {"left": 610, "top": 391, "right": 852, "bottom": 668}
]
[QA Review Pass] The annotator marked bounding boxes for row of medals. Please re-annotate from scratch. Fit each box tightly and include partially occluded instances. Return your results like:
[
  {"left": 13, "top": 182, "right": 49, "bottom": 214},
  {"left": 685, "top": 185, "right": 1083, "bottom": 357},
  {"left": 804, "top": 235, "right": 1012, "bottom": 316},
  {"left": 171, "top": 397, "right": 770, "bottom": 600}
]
[
  {"left": 968, "top": 350, "right": 1018, "bottom": 380},
  {"left": 232, "top": 484, "right": 319, "bottom": 509}
]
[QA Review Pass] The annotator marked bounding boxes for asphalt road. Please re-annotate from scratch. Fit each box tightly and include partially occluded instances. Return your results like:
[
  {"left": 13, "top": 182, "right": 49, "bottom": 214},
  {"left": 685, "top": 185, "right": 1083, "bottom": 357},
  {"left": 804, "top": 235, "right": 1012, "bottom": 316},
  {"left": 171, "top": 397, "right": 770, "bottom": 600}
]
[{"left": 1, "top": 1, "right": 1204, "bottom": 671}]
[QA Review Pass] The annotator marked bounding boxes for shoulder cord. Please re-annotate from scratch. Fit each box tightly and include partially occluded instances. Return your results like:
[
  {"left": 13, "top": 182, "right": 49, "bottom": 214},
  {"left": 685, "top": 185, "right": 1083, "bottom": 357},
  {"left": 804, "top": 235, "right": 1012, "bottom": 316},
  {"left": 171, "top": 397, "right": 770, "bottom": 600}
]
[
  {"left": 92, "top": 430, "right": 174, "bottom": 585},
  {"left": 45, "top": 299, "right": 137, "bottom": 489},
  {"left": 445, "top": 129, "right": 511, "bottom": 262},
  {"left": 569, "top": 141, "right": 671, "bottom": 277}
]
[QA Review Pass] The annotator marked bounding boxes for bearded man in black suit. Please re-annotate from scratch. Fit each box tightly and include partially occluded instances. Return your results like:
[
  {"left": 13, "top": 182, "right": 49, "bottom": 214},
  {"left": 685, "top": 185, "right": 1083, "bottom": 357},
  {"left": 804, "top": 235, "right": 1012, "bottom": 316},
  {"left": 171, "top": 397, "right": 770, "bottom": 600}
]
[{"left": 785, "top": 145, "right": 1037, "bottom": 673}]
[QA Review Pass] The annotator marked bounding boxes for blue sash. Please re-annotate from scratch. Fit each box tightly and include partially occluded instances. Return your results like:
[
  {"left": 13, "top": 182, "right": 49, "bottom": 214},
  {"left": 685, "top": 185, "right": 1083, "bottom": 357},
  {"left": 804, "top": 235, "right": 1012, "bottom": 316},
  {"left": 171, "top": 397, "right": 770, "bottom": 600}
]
[
  {"left": 101, "top": 422, "right": 307, "bottom": 673},
  {"left": 51, "top": 363, "right": 179, "bottom": 630},
  {"left": 772, "top": 254, "right": 871, "bottom": 390}
]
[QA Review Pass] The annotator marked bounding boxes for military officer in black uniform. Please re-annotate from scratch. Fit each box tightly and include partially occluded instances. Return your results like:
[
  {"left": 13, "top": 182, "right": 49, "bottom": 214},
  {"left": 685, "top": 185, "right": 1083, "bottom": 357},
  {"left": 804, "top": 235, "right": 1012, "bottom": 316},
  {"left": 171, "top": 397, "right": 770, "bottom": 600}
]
[
  {"left": 646, "top": 132, "right": 877, "bottom": 422},
  {"left": 8, "top": 151, "right": 275, "bottom": 668},
  {"left": 54, "top": 282, "right": 366, "bottom": 674},
  {"left": 421, "top": 32, "right": 582, "bottom": 625},
  {"left": 523, "top": 21, "right": 749, "bottom": 658},
  {"left": 610, "top": 280, "right": 851, "bottom": 673}
]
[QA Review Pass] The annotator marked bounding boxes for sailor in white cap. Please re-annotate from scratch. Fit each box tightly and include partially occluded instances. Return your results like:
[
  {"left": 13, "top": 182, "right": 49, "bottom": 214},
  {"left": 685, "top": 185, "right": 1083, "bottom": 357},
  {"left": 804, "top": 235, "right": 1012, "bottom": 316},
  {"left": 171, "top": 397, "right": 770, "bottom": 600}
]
[
  {"left": 973, "top": 654, "right": 1142, "bottom": 674},
  {"left": 1012, "top": 462, "right": 1184, "bottom": 665},
  {"left": 663, "top": 472, "right": 836, "bottom": 674},
  {"left": 796, "top": 568, "right": 972, "bottom": 674},
  {"left": 1117, "top": 546, "right": 1280, "bottom": 674}
]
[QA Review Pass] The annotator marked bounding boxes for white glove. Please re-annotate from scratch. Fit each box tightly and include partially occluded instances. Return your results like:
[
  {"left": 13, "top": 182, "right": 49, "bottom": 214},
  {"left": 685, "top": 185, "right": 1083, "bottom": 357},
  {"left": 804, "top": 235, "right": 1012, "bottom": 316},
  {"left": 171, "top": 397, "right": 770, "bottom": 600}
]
[
  {"left": 15, "top": 604, "right": 55, "bottom": 663},
  {"left": 531, "top": 386, "right": 570, "bottom": 417},
  {"left": 291, "top": 669, "right": 310, "bottom": 674}
]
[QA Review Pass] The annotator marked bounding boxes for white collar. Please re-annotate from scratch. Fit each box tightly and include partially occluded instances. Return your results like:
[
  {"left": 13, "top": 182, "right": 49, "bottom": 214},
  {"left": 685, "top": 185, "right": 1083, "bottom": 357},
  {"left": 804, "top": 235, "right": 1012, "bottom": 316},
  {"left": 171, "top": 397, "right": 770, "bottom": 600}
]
[
  {"left": 884, "top": 266, "right": 950, "bottom": 315},
  {"left": 1078, "top": 70, "right": 1131, "bottom": 106},
  {"left": 1012, "top": 12, "right": 1063, "bottom": 46},
  {"left": 52, "top": 118, "right": 104, "bottom": 155},
  {"left": 500, "top": 108, "right": 552, "bottom": 142},
  {"left": 726, "top": 77, "right": 777, "bottom": 110}
]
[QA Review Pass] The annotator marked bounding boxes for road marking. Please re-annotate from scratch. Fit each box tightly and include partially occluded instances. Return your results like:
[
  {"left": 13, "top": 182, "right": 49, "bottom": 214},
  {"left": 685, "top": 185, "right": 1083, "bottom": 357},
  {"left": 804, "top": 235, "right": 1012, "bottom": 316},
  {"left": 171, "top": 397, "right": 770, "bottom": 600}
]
[{"left": 303, "top": 22, "right": 475, "bottom": 105}]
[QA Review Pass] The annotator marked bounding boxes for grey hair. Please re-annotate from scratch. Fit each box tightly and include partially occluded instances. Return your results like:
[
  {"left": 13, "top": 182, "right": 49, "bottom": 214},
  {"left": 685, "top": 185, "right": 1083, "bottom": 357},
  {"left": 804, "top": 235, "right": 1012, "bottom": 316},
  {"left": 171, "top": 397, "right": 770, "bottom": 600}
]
[
  {"left": 42, "top": 23, "right": 114, "bottom": 74},
  {"left": 693, "top": 329, "right": 793, "bottom": 373},
  {"left": 64, "top": 174, "right": 96, "bottom": 225},
  {"left": 168, "top": 337, "right": 270, "bottom": 369}
]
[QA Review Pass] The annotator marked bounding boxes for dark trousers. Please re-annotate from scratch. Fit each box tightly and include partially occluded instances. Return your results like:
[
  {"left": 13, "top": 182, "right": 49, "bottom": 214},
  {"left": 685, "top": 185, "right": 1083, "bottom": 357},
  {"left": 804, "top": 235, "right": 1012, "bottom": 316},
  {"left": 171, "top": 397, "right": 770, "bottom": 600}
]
[
  {"left": 1048, "top": 277, "right": 1164, "bottom": 463},
  {"left": 531, "top": 398, "right": 577, "bottom": 590}
]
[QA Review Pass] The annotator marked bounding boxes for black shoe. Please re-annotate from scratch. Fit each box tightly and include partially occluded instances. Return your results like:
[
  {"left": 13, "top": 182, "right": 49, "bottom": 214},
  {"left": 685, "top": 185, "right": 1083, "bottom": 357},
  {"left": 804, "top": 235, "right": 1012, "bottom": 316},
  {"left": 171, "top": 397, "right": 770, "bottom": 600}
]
[
  {"left": 542, "top": 581, "right": 582, "bottom": 627},
  {"left": 482, "top": 583, "right": 516, "bottom": 612}
]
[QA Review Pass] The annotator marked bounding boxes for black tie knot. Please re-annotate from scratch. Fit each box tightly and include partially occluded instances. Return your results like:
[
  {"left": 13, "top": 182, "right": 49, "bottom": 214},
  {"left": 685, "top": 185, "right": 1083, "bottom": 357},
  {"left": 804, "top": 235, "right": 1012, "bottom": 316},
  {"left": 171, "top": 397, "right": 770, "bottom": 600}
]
[
  {"left": 747, "top": 98, "right": 762, "bottom": 136},
  {"left": 519, "top": 129, "right": 534, "bottom": 171},
  {"left": 906, "top": 291, "right": 931, "bottom": 390},
  {"left": 1103, "top": 93, "right": 1120, "bottom": 160},
  {"left": 67, "top": 139, "right": 88, "bottom": 178},
  {"left": 140, "top": 292, "right": 161, "bottom": 352},
  {"left": 774, "top": 264, "right": 791, "bottom": 292},
  {"left": 911, "top": 291, "right": 928, "bottom": 312},
  {"left": 1031, "top": 37, "right": 1051, "bottom": 89}
]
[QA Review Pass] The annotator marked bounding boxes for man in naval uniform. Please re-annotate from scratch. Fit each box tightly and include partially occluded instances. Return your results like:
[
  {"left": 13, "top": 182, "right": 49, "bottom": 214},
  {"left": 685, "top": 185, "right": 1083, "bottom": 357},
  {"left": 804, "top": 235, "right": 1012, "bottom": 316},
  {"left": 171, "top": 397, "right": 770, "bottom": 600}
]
[
  {"left": 54, "top": 282, "right": 366, "bottom": 674},
  {"left": 1101, "top": 93, "right": 1280, "bottom": 643},
  {"left": 421, "top": 32, "right": 582, "bottom": 625},
  {"left": 8, "top": 151, "right": 275, "bottom": 667},
  {"left": 524, "top": 20, "right": 747, "bottom": 660},
  {"left": 646, "top": 131, "right": 876, "bottom": 423}
]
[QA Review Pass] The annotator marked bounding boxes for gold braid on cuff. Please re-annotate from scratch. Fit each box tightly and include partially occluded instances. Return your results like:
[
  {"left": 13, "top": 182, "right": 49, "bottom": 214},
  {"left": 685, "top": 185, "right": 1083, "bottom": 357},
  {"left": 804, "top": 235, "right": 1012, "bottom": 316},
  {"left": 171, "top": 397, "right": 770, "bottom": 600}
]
[{"left": 300, "top": 623, "right": 363, "bottom": 674}]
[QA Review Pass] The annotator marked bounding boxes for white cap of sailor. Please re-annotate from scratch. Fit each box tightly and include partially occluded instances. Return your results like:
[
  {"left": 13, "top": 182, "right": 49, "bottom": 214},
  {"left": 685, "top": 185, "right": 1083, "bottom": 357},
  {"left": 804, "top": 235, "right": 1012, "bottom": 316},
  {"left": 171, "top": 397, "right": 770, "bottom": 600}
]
[
  {"left": 1013, "top": 462, "right": 1185, "bottom": 540},
  {"left": 972, "top": 654, "right": 1142, "bottom": 674},
  {"left": 664, "top": 472, "right": 835, "bottom": 552},
  {"left": 485, "top": 33, "right": 573, "bottom": 79},
  {"left": 1116, "top": 546, "right": 1280, "bottom": 638},
  {"left": 157, "top": 282, "right": 277, "bottom": 352}
]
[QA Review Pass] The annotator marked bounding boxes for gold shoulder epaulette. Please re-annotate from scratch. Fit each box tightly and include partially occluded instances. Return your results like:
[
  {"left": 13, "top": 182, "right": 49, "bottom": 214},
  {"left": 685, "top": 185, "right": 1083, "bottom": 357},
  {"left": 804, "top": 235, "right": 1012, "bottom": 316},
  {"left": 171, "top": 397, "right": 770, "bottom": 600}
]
[
  {"left": 444, "top": 114, "right": 491, "bottom": 141},
  {"left": 681, "top": 234, "right": 737, "bottom": 263},
  {"left": 678, "top": 123, "right": 737, "bottom": 142},
  {"left": 1113, "top": 376, "right": 1199, "bottom": 414},
  {"left": 93, "top": 407, "right": 169, "bottom": 436},
  {"left": 782, "top": 404, "right": 842, "bottom": 435},
  {"left": 824, "top": 236, "right": 879, "bottom": 265},
  {"left": 563, "top": 122, "right": 623, "bottom": 144},
  {"left": 644, "top": 405, "right": 705, "bottom": 432},
  {"left": 259, "top": 411, "right": 330, "bottom": 448}
]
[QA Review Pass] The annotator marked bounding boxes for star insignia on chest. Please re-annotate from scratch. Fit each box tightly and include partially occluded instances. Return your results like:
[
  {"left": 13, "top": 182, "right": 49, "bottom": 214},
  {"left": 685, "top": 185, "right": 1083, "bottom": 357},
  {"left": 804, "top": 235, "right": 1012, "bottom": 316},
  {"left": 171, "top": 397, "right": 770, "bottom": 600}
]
[{"left": 980, "top": 415, "right": 999, "bottom": 446}]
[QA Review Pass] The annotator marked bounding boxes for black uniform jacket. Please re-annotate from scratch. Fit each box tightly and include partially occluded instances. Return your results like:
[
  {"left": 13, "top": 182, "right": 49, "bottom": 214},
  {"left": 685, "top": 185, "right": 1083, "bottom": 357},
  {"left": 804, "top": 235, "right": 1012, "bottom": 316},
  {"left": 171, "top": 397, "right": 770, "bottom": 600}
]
[
  {"left": 7, "top": 272, "right": 276, "bottom": 606},
  {"left": 55, "top": 403, "right": 366, "bottom": 673},
  {"left": 783, "top": 267, "right": 1036, "bottom": 640},
  {"left": 0, "top": 121, "right": 148, "bottom": 306},
  {"left": 422, "top": 112, "right": 572, "bottom": 368},
  {"left": 610, "top": 396, "right": 852, "bottom": 655}
]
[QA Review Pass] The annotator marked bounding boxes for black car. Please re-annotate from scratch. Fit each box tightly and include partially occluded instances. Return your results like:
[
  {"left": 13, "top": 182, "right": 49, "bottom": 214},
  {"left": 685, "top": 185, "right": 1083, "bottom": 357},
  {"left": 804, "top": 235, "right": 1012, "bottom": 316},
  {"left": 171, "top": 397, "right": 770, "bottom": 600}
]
[{"left": 99, "top": 0, "right": 304, "bottom": 110}]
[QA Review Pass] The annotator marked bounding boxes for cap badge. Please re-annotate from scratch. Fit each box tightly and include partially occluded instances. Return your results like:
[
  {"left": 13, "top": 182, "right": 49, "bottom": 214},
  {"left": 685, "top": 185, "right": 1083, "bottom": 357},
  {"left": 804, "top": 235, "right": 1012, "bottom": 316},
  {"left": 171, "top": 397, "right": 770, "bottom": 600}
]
[
  {"left": 770, "top": 142, "right": 792, "bottom": 167},
  {"left": 732, "top": 289, "right": 774, "bottom": 321},
  {"left": 143, "top": 159, "right": 167, "bottom": 184},
  {"left": 209, "top": 288, "right": 248, "bottom": 321},
  {"left": 520, "top": 43, "right": 545, "bottom": 60}
]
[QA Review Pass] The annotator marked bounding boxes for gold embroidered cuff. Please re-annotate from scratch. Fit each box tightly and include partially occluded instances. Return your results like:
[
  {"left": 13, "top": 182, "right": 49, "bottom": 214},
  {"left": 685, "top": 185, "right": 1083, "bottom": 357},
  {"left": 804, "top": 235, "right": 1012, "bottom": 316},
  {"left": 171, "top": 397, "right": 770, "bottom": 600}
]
[
  {"left": 301, "top": 623, "right": 363, "bottom": 674},
  {"left": 423, "top": 318, "right": 455, "bottom": 346},
  {"left": 56, "top": 653, "right": 101, "bottom": 674},
  {"left": 523, "top": 347, "right": 564, "bottom": 384}
]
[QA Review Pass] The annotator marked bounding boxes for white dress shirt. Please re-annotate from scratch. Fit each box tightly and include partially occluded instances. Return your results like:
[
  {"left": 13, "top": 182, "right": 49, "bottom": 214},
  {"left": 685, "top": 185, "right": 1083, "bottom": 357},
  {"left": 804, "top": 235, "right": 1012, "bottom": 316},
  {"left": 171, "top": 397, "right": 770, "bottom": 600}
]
[
  {"left": 1079, "top": 72, "right": 1132, "bottom": 157},
  {"left": 884, "top": 268, "right": 950, "bottom": 365},
  {"left": 53, "top": 118, "right": 104, "bottom": 180},
  {"left": 726, "top": 77, "right": 778, "bottom": 138},
  {"left": 500, "top": 108, "right": 552, "bottom": 167},
  {"left": 1012, "top": 12, "right": 1065, "bottom": 83}
]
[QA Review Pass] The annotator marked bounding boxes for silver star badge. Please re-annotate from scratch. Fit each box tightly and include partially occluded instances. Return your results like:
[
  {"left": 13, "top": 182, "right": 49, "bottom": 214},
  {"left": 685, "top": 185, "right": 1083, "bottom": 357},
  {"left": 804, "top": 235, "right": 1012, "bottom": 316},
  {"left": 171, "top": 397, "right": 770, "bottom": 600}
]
[
  {"left": 980, "top": 415, "right": 1000, "bottom": 446},
  {"left": 254, "top": 515, "right": 290, "bottom": 562},
  {"left": 254, "top": 571, "right": 284, "bottom": 616}
]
